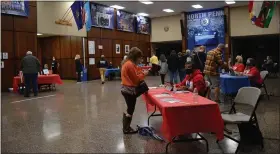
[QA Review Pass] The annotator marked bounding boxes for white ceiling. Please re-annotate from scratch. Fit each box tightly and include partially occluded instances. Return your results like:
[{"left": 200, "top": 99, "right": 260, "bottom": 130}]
[{"left": 97, "top": 1, "right": 248, "bottom": 18}]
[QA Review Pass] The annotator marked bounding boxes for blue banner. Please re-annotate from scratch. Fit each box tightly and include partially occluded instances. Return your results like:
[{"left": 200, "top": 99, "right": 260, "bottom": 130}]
[
  {"left": 1, "top": 1, "right": 29, "bottom": 17},
  {"left": 91, "top": 3, "right": 114, "bottom": 29},
  {"left": 186, "top": 8, "right": 225, "bottom": 51},
  {"left": 117, "top": 10, "right": 135, "bottom": 32},
  {"left": 84, "top": 2, "right": 92, "bottom": 31},
  {"left": 71, "top": 1, "right": 83, "bottom": 30},
  {"left": 136, "top": 16, "right": 151, "bottom": 35}
]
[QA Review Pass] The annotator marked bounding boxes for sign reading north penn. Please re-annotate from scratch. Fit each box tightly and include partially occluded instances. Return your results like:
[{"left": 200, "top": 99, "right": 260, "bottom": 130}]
[{"left": 187, "top": 10, "right": 224, "bottom": 20}]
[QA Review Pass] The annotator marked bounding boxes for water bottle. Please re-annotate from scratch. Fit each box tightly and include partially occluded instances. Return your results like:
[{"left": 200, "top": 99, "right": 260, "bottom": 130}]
[
  {"left": 193, "top": 88, "right": 198, "bottom": 103},
  {"left": 173, "top": 85, "right": 177, "bottom": 93}
]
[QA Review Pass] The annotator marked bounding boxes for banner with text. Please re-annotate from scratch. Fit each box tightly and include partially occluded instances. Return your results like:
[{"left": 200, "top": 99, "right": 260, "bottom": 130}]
[
  {"left": 186, "top": 8, "right": 225, "bottom": 51},
  {"left": 136, "top": 16, "right": 151, "bottom": 35},
  {"left": 117, "top": 10, "right": 135, "bottom": 32},
  {"left": 1, "top": 1, "right": 29, "bottom": 17},
  {"left": 91, "top": 3, "right": 114, "bottom": 29}
]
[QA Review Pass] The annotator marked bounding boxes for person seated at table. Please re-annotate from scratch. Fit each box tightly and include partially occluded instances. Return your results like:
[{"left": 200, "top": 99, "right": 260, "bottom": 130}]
[
  {"left": 107, "top": 62, "right": 115, "bottom": 81},
  {"left": 175, "top": 61, "right": 207, "bottom": 96},
  {"left": 229, "top": 55, "right": 245, "bottom": 74},
  {"left": 242, "top": 58, "right": 263, "bottom": 87},
  {"left": 107, "top": 62, "right": 113, "bottom": 69}
]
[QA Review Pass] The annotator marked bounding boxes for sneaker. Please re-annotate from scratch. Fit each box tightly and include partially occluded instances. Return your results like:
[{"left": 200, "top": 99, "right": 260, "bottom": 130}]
[{"left": 159, "top": 84, "right": 164, "bottom": 87}]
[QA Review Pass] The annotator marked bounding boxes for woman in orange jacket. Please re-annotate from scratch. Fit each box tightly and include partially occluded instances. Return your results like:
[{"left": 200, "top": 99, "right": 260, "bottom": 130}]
[{"left": 121, "top": 47, "right": 149, "bottom": 134}]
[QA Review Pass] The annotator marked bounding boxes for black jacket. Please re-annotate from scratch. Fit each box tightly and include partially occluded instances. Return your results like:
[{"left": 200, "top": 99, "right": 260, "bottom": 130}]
[
  {"left": 167, "top": 55, "right": 179, "bottom": 72},
  {"left": 75, "top": 59, "right": 83, "bottom": 72},
  {"left": 21, "top": 55, "right": 41, "bottom": 74},
  {"left": 97, "top": 58, "right": 108, "bottom": 68},
  {"left": 193, "top": 52, "right": 206, "bottom": 72},
  {"left": 178, "top": 55, "right": 187, "bottom": 70}
]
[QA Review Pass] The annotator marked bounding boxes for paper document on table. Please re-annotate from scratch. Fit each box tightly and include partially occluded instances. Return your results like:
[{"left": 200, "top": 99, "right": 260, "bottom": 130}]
[
  {"left": 148, "top": 87, "right": 158, "bottom": 89},
  {"left": 154, "top": 94, "right": 172, "bottom": 98},
  {"left": 160, "top": 98, "right": 181, "bottom": 103}
]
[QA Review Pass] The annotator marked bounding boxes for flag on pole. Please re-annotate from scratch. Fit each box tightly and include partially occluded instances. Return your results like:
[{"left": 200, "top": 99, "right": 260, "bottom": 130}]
[
  {"left": 84, "top": 2, "right": 92, "bottom": 31},
  {"left": 71, "top": 1, "right": 83, "bottom": 30}
]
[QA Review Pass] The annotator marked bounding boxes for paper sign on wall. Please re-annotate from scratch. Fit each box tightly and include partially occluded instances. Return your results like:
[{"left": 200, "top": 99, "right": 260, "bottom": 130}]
[
  {"left": 89, "top": 58, "right": 95, "bottom": 65},
  {"left": 88, "top": 41, "right": 95, "bottom": 54},
  {"left": 2, "top": 52, "right": 8, "bottom": 59},
  {"left": 1, "top": 61, "right": 4, "bottom": 68},
  {"left": 116, "top": 44, "right": 121, "bottom": 54},
  {"left": 98, "top": 45, "right": 103, "bottom": 49},
  {"left": 125, "top": 45, "right": 130, "bottom": 54}
]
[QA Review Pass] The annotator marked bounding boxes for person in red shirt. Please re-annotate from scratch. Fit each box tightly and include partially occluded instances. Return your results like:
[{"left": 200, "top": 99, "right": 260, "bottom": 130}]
[
  {"left": 176, "top": 61, "right": 207, "bottom": 96},
  {"left": 229, "top": 55, "right": 245, "bottom": 74},
  {"left": 243, "top": 58, "right": 263, "bottom": 87}
]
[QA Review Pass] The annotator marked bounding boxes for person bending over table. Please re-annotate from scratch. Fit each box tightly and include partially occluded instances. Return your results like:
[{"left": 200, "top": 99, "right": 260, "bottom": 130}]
[
  {"left": 175, "top": 61, "right": 207, "bottom": 96},
  {"left": 242, "top": 58, "right": 263, "bottom": 87},
  {"left": 229, "top": 55, "right": 245, "bottom": 74},
  {"left": 121, "top": 47, "right": 149, "bottom": 134}
]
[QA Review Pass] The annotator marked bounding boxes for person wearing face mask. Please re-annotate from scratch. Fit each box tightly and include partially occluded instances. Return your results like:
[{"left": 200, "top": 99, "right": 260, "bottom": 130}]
[
  {"left": 242, "top": 58, "right": 263, "bottom": 87},
  {"left": 229, "top": 55, "right": 245, "bottom": 74},
  {"left": 51, "top": 56, "right": 59, "bottom": 74},
  {"left": 97, "top": 55, "right": 109, "bottom": 84},
  {"left": 176, "top": 61, "right": 206, "bottom": 96}
]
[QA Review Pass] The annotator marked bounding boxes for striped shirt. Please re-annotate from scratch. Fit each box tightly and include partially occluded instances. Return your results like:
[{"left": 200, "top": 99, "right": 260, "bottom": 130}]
[{"left": 203, "top": 48, "right": 224, "bottom": 76}]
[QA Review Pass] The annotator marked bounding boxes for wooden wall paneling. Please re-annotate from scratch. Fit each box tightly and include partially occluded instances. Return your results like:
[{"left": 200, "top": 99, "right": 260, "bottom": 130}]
[
  {"left": 26, "top": 32, "right": 37, "bottom": 56},
  {"left": 88, "top": 38, "right": 101, "bottom": 57},
  {"left": 60, "top": 59, "right": 74, "bottom": 79},
  {"left": 112, "top": 39, "right": 123, "bottom": 58},
  {"left": 15, "top": 32, "right": 27, "bottom": 59},
  {"left": 101, "top": 29, "right": 115, "bottom": 39},
  {"left": 37, "top": 39, "right": 42, "bottom": 63},
  {"left": 70, "top": 36, "right": 77, "bottom": 58},
  {"left": 1, "top": 31, "right": 14, "bottom": 59},
  {"left": 29, "top": 1, "right": 37, "bottom": 7},
  {"left": 87, "top": 27, "right": 101, "bottom": 38},
  {"left": 112, "top": 57, "right": 122, "bottom": 68},
  {"left": 76, "top": 37, "right": 83, "bottom": 58},
  {"left": 88, "top": 57, "right": 101, "bottom": 79},
  {"left": 60, "top": 36, "right": 71, "bottom": 59},
  {"left": 100, "top": 39, "right": 113, "bottom": 58},
  {"left": 1, "top": 60, "right": 15, "bottom": 91},
  {"left": 1, "top": 15, "right": 13, "bottom": 31},
  {"left": 52, "top": 37, "right": 61, "bottom": 59},
  {"left": 14, "top": 6, "right": 37, "bottom": 33}
]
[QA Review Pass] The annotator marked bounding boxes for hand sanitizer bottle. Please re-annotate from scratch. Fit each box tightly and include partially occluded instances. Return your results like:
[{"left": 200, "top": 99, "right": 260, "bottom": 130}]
[{"left": 173, "top": 85, "right": 177, "bottom": 93}]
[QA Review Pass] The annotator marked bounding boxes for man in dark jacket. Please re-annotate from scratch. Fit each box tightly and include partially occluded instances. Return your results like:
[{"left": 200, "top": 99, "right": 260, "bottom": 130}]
[
  {"left": 97, "top": 55, "right": 108, "bottom": 84},
  {"left": 21, "top": 51, "right": 41, "bottom": 97},
  {"left": 167, "top": 50, "right": 179, "bottom": 85}
]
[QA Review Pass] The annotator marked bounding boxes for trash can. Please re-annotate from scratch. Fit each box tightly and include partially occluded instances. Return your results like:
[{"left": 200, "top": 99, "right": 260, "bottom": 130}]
[{"left": 81, "top": 67, "right": 87, "bottom": 82}]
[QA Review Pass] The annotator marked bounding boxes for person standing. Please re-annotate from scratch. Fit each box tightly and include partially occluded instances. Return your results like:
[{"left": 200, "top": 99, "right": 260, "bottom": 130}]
[
  {"left": 150, "top": 52, "right": 159, "bottom": 76},
  {"left": 178, "top": 52, "right": 187, "bottom": 82},
  {"left": 97, "top": 55, "right": 108, "bottom": 84},
  {"left": 204, "top": 44, "right": 227, "bottom": 103},
  {"left": 158, "top": 54, "right": 168, "bottom": 86},
  {"left": 75, "top": 54, "right": 82, "bottom": 83},
  {"left": 20, "top": 51, "right": 41, "bottom": 97},
  {"left": 51, "top": 56, "right": 59, "bottom": 74},
  {"left": 193, "top": 46, "right": 207, "bottom": 73},
  {"left": 121, "top": 47, "right": 148, "bottom": 134},
  {"left": 167, "top": 50, "right": 179, "bottom": 85}
]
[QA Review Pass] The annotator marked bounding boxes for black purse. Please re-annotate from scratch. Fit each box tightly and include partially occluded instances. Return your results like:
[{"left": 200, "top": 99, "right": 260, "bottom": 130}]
[{"left": 136, "top": 80, "right": 149, "bottom": 97}]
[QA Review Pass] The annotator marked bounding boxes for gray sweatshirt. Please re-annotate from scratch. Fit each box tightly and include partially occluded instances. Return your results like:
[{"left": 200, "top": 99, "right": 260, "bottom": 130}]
[{"left": 159, "top": 61, "right": 168, "bottom": 74}]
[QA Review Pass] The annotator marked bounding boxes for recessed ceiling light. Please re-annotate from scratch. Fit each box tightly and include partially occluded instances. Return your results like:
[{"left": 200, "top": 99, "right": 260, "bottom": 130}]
[
  {"left": 137, "top": 13, "right": 149, "bottom": 17},
  {"left": 192, "top": 4, "right": 203, "bottom": 9},
  {"left": 110, "top": 5, "right": 125, "bottom": 10},
  {"left": 225, "top": 0, "right": 236, "bottom": 5},
  {"left": 139, "top": 0, "right": 154, "bottom": 5},
  {"left": 163, "top": 9, "right": 174, "bottom": 13},
  {"left": 37, "top": 33, "right": 42, "bottom": 36}
]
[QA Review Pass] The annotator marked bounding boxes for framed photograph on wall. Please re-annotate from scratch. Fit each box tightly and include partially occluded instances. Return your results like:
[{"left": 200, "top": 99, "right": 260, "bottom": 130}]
[
  {"left": 125, "top": 45, "right": 130, "bottom": 54},
  {"left": 116, "top": 44, "right": 121, "bottom": 54}
]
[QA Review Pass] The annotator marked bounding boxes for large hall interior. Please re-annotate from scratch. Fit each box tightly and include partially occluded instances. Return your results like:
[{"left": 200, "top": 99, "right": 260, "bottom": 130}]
[{"left": 1, "top": 1, "right": 280, "bottom": 153}]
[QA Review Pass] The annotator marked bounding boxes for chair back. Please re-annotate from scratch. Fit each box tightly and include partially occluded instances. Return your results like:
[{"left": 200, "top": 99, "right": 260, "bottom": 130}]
[
  {"left": 260, "top": 71, "right": 268, "bottom": 80},
  {"left": 234, "top": 87, "right": 261, "bottom": 107},
  {"left": 273, "top": 63, "right": 277, "bottom": 67}
]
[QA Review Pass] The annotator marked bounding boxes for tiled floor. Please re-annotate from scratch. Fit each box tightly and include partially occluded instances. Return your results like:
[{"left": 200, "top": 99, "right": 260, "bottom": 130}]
[{"left": 1, "top": 76, "right": 280, "bottom": 153}]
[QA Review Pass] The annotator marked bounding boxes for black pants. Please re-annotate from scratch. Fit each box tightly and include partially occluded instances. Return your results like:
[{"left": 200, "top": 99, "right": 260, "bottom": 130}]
[
  {"left": 24, "top": 73, "right": 38, "bottom": 96},
  {"left": 152, "top": 64, "right": 159, "bottom": 76},
  {"left": 77, "top": 72, "right": 81, "bottom": 82},
  {"left": 52, "top": 69, "right": 57, "bottom": 74},
  {"left": 160, "top": 74, "right": 166, "bottom": 84},
  {"left": 122, "top": 92, "right": 137, "bottom": 115}
]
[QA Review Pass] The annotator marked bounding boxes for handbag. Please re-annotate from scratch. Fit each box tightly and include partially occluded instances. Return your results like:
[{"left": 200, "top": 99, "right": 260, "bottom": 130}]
[{"left": 136, "top": 80, "right": 149, "bottom": 97}]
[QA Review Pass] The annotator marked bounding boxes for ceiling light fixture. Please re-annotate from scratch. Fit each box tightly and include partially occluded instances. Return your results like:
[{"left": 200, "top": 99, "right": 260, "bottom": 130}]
[
  {"left": 139, "top": 0, "right": 154, "bottom": 5},
  {"left": 37, "top": 33, "right": 42, "bottom": 36},
  {"left": 192, "top": 4, "right": 203, "bottom": 9},
  {"left": 137, "top": 13, "right": 149, "bottom": 17},
  {"left": 225, "top": 0, "right": 236, "bottom": 5},
  {"left": 163, "top": 9, "right": 174, "bottom": 13},
  {"left": 110, "top": 5, "right": 125, "bottom": 10}
]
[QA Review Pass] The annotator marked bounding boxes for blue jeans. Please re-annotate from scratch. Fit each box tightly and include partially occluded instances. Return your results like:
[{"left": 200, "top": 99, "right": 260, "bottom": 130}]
[
  {"left": 179, "top": 69, "right": 186, "bottom": 82},
  {"left": 169, "top": 71, "right": 178, "bottom": 85},
  {"left": 23, "top": 73, "right": 38, "bottom": 96}
]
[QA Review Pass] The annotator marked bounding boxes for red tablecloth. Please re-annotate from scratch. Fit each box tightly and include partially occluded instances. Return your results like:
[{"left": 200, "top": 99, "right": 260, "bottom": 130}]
[
  {"left": 13, "top": 74, "right": 63, "bottom": 92},
  {"left": 142, "top": 88, "right": 224, "bottom": 142}
]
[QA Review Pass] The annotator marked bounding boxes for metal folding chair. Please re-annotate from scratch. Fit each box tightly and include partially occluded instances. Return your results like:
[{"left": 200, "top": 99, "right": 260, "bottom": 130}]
[{"left": 260, "top": 71, "right": 269, "bottom": 100}]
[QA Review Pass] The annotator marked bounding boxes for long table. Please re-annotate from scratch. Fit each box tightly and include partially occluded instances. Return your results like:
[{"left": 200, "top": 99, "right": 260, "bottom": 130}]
[
  {"left": 142, "top": 88, "right": 224, "bottom": 153},
  {"left": 13, "top": 74, "right": 63, "bottom": 93}
]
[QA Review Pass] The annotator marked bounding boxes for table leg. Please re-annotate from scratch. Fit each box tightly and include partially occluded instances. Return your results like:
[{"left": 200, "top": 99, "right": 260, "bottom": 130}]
[{"left": 147, "top": 105, "right": 162, "bottom": 126}]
